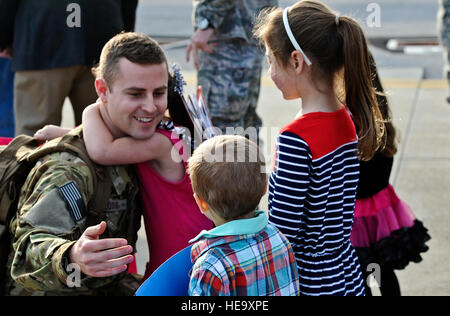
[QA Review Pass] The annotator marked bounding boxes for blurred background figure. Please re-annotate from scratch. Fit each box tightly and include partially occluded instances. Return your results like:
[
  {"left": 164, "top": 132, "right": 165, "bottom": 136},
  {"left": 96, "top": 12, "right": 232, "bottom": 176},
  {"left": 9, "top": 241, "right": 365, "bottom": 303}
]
[
  {"left": 186, "top": 0, "right": 278, "bottom": 142},
  {"left": 438, "top": 0, "right": 450, "bottom": 103},
  {"left": 0, "top": 48, "right": 14, "bottom": 137},
  {"left": 0, "top": 0, "right": 138, "bottom": 136}
]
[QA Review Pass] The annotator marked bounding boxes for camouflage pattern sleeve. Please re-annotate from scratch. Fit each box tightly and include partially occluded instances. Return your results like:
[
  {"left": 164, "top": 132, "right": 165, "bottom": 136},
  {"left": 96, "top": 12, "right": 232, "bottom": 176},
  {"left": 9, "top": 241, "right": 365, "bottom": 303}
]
[
  {"left": 193, "top": 0, "right": 235, "bottom": 31},
  {"left": 9, "top": 152, "right": 94, "bottom": 293},
  {"left": 192, "top": 0, "right": 278, "bottom": 44}
]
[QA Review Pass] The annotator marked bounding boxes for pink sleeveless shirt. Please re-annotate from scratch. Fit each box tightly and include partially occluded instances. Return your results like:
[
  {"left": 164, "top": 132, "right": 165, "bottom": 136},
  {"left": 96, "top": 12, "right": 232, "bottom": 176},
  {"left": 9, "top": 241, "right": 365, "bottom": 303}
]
[{"left": 136, "top": 128, "right": 213, "bottom": 280}]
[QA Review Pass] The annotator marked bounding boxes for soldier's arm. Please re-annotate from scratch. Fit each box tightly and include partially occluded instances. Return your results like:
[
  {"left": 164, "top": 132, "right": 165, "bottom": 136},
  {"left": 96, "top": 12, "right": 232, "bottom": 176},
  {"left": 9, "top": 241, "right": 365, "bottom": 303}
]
[
  {"left": 193, "top": 0, "right": 235, "bottom": 31},
  {"left": 187, "top": 0, "right": 234, "bottom": 67},
  {"left": 9, "top": 154, "right": 96, "bottom": 293}
]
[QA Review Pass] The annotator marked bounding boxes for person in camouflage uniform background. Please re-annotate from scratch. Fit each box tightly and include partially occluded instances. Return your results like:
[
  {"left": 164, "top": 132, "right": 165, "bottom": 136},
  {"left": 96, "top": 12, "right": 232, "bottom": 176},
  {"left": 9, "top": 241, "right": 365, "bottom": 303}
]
[
  {"left": 3, "top": 32, "right": 172, "bottom": 296},
  {"left": 439, "top": 0, "right": 450, "bottom": 103},
  {"left": 186, "top": 0, "right": 278, "bottom": 140}
]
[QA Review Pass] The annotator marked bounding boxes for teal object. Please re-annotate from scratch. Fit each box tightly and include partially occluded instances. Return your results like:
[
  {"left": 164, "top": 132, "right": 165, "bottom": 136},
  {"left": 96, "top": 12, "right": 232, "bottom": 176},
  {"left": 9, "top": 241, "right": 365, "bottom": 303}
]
[
  {"left": 135, "top": 245, "right": 193, "bottom": 296},
  {"left": 0, "top": 57, "right": 14, "bottom": 137}
]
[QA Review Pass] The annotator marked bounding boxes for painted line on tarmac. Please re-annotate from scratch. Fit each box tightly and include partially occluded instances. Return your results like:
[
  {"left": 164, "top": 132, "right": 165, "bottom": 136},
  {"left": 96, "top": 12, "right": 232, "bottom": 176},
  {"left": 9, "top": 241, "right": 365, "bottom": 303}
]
[{"left": 181, "top": 73, "right": 447, "bottom": 90}]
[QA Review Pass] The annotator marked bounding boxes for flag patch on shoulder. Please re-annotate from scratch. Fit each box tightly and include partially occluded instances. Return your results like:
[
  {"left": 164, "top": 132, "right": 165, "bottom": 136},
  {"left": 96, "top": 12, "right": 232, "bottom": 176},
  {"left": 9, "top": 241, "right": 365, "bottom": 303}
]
[{"left": 58, "top": 181, "right": 86, "bottom": 222}]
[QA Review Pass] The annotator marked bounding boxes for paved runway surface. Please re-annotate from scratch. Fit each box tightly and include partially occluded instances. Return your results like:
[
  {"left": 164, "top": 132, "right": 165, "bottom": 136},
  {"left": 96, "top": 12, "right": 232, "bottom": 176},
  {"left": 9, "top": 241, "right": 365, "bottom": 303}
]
[{"left": 60, "top": 0, "right": 449, "bottom": 296}]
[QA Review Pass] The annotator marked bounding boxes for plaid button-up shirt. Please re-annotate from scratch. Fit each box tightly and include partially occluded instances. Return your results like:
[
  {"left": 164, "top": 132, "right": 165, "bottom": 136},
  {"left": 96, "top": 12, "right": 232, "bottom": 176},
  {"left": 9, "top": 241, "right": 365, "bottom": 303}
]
[{"left": 188, "top": 211, "right": 300, "bottom": 296}]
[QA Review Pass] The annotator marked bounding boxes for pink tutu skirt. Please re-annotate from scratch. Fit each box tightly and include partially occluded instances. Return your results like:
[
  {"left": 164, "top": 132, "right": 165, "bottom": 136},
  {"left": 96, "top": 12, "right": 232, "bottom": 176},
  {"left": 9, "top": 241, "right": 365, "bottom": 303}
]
[{"left": 350, "top": 185, "right": 430, "bottom": 270}]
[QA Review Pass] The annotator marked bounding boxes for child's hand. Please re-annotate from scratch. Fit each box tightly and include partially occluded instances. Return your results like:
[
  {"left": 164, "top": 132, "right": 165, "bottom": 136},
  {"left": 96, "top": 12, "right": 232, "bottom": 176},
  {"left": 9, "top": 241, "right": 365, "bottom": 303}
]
[{"left": 34, "top": 125, "right": 71, "bottom": 142}]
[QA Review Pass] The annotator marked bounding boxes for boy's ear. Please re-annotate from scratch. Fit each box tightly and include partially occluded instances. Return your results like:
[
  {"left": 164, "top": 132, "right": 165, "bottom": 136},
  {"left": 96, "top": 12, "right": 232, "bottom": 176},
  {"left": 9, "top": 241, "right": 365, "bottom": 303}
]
[
  {"left": 95, "top": 78, "right": 108, "bottom": 104},
  {"left": 263, "top": 180, "right": 268, "bottom": 196},
  {"left": 193, "top": 193, "right": 210, "bottom": 214}
]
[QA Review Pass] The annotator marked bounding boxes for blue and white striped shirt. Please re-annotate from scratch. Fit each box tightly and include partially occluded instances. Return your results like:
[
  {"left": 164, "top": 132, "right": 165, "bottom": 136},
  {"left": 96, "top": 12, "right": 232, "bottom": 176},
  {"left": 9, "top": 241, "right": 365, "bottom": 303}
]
[{"left": 268, "top": 107, "right": 365, "bottom": 296}]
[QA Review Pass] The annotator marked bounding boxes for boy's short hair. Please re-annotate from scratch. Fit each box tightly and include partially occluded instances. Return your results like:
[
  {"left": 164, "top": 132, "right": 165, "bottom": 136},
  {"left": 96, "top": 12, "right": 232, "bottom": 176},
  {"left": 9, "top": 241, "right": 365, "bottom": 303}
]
[
  {"left": 92, "top": 32, "right": 168, "bottom": 90},
  {"left": 188, "top": 135, "right": 267, "bottom": 221}
]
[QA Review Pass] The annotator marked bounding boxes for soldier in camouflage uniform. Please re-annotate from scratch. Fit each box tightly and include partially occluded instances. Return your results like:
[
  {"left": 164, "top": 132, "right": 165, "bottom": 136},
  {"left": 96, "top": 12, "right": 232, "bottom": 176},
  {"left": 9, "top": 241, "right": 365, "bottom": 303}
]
[
  {"left": 4, "top": 32, "right": 170, "bottom": 296},
  {"left": 186, "top": 0, "right": 278, "bottom": 140},
  {"left": 439, "top": 0, "right": 450, "bottom": 103},
  {"left": 5, "top": 150, "right": 141, "bottom": 296}
]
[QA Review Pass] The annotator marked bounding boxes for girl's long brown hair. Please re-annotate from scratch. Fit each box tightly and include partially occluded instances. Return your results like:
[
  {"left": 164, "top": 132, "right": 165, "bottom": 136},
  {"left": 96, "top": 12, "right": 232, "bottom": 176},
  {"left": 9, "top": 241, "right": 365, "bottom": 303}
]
[
  {"left": 254, "top": 0, "right": 386, "bottom": 160},
  {"left": 369, "top": 53, "right": 398, "bottom": 157}
]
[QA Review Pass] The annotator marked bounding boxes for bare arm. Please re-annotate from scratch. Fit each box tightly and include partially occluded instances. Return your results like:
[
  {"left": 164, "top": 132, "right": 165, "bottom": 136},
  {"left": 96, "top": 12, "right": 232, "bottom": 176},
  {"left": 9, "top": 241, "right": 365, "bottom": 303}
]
[
  {"left": 34, "top": 125, "right": 72, "bottom": 141},
  {"left": 83, "top": 103, "right": 173, "bottom": 165}
]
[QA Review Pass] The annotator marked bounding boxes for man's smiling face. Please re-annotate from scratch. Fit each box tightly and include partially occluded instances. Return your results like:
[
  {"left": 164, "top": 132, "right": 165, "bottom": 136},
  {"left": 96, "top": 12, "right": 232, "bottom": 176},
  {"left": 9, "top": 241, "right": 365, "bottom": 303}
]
[{"left": 100, "top": 57, "right": 169, "bottom": 140}]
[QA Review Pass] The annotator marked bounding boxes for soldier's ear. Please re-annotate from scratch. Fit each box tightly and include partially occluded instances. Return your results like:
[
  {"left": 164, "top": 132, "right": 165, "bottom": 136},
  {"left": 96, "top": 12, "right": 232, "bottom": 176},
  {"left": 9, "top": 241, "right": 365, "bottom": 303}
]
[{"left": 95, "top": 78, "right": 108, "bottom": 104}]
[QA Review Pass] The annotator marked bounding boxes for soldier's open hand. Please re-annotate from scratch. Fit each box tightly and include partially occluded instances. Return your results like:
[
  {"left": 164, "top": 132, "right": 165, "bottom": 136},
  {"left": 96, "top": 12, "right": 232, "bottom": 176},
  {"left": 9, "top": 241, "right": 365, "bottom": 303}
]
[
  {"left": 186, "top": 28, "right": 215, "bottom": 69},
  {"left": 69, "top": 221, "right": 134, "bottom": 278}
]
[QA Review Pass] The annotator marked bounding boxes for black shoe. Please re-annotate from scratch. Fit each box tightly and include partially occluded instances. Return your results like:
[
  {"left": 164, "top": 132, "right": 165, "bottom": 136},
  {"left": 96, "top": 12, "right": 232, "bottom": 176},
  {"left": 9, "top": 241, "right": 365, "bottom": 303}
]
[{"left": 447, "top": 95, "right": 450, "bottom": 104}]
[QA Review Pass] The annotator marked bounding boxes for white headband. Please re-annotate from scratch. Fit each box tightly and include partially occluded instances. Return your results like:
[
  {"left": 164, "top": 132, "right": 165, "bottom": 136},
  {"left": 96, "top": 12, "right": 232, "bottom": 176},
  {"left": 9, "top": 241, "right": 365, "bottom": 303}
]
[
  {"left": 282, "top": 6, "right": 312, "bottom": 66},
  {"left": 335, "top": 14, "right": 340, "bottom": 26}
]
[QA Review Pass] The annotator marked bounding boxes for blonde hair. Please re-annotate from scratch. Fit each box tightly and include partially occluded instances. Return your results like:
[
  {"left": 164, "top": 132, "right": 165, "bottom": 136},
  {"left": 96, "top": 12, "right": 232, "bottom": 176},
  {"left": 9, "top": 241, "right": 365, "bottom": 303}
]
[
  {"left": 254, "top": 1, "right": 386, "bottom": 161},
  {"left": 187, "top": 135, "right": 267, "bottom": 221}
]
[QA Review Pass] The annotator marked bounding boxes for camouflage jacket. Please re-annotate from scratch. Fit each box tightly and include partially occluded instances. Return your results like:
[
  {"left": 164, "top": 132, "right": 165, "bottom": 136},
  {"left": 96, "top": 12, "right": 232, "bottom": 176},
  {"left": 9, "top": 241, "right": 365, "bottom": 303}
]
[
  {"left": 192, "top": 0, "right": 278, "bottom": 44},
  {"left": 6, "top": 139, "right": 141, "bottom": 296}
]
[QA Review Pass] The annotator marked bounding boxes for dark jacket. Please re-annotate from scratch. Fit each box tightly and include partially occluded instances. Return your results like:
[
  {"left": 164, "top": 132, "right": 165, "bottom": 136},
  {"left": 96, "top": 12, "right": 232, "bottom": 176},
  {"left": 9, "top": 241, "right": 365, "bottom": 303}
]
[{"left": 0, "top": 0, "right": 138, "bottom": 72}]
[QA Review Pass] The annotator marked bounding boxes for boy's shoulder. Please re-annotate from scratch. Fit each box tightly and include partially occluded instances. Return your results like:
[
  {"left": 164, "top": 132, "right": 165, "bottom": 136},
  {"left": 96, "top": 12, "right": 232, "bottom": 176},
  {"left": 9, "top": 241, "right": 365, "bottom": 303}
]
[
  {"left": 191, "top": 234, "right": 243, "bottom": 264},
  {"left": 189, "top": 223, "right": 299, "bottom": 295},
  {"left": 265, "top": 221, "right": 290, "bottom": 240},
  {"left": 263, "top": 222, "right": 295, "bottom": 253},
  {"left": 191, "top": 222, "right": 291, "bottom": 267}
]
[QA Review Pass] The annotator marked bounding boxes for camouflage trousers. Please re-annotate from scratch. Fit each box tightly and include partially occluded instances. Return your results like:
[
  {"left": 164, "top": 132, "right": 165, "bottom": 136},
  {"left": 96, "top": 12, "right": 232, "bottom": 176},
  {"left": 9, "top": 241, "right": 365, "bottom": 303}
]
[{"left": 197, "top": 39, "right": 264, "bottom": 136}]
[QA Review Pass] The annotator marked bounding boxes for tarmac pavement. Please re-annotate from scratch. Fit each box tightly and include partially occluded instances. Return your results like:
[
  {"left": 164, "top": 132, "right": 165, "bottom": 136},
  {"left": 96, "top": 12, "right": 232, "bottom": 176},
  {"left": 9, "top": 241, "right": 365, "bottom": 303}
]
[
  {"left": 62, "top": 62, "right": 450, "bottom": 296},
  {"left": 59, "top": 0, "right": 450, "bottom": 296}
]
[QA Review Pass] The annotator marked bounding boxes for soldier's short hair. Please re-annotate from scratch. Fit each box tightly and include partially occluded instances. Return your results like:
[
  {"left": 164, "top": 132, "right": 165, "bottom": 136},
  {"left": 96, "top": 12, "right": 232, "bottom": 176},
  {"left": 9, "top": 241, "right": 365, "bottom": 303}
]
[
  {"left": 92, "top": 32, "right": 168, "bottom": 90},
  {"left": 187, "top": 135, "right": 267, "bottom": 221}
]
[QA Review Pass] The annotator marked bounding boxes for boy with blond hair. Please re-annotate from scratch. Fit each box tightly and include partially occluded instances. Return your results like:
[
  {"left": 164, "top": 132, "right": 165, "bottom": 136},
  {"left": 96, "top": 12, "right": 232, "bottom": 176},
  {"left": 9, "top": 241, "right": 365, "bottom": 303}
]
[{"left": 187, "top": 135, "right": 300, "bottom": 296}]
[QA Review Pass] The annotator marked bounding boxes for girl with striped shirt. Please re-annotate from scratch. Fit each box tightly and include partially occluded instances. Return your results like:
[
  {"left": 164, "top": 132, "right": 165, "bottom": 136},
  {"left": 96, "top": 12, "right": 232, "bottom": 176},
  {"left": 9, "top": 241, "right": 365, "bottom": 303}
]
[{"left": 254, "top": 1, "right": 386, "bottom": 296}]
